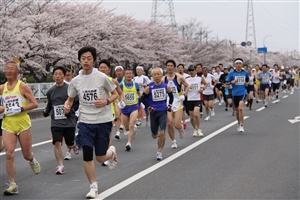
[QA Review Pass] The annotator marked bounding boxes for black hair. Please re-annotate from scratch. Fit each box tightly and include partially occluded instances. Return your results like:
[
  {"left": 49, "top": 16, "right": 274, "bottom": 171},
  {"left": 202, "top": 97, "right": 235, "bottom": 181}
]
[
  {"left": 78, "top": 46, "right": 97, "bottom": 62},
  {"left": 196, "top": 63, "right": 202, "bottom": 68},
  {"left": 99, "top": 59, "right": 111, "bottom": 68},
  {"left": 234, "top": 58, "right": 244, "bottom": 63},
  {"left": 53, "top": 66, "right": 66, "bottom": 76},
  {"left": 262, "top": 64, "right": 268, "bottom": 68},
  {"left": 177, "top": 63, "right": 184, "bottom": 68},
  {"left": 166, "top": 59, "right": 176, "bottom": 67},
  {"left": 219, "top": 63, "right": 223, "bottom": 66},
  {"left": 273, "top": 64, "right": 278, "bottom": 68}
]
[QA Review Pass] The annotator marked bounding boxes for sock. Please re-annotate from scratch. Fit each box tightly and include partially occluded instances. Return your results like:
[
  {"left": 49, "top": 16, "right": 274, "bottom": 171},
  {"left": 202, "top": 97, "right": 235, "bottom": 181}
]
[{"left": 249, "top": 99, "right": 253, "bottom": 107}]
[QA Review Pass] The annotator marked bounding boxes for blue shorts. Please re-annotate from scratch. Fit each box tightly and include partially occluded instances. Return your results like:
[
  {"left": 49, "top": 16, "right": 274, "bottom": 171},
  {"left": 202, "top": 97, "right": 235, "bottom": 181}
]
[
  {"left": 77, "top": 122, "right": 112, "bottom": 156},
  {"left": 122, "top": 104, "right": 139, "bottom": 117}
]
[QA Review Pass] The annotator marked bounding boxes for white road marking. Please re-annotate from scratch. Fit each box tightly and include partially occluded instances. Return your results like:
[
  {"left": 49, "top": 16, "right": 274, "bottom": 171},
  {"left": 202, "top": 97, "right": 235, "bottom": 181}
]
[
  {"left": 272, "top": 100, "right": 280, "bottom": 103},
  {"left": 256, "top": 107, "right": 265, "bottom": 112},
  {"left": 282, "top": 95, "right": 289, "bottom": 98},
  {"left": 97, "top": 116, "right": 249, "bottom": 199}
]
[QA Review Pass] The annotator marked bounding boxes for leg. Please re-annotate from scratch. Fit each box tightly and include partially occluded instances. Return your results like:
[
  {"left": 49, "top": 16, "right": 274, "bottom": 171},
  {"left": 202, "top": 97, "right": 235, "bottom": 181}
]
[
  {"left": 18, "top": 129, "right": 34, "bottom": 161},
  {"left": 3, "top": 131, "right": 17, "bottom": 183},
  {"left": 193, "top": 106, "right": 200, "bottom": 130},
  {"left": 128, "top": 110, "right": 139, "bottom": 143},
  {"left": 54, "top": 141, "right": 64, "bottom": 166},
  {"left": 167, "top": 111, "right": 175, "bottom": 141}
]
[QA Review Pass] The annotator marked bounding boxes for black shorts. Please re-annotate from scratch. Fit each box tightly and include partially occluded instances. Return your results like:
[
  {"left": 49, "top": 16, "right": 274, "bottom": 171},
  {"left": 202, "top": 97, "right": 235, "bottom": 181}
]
[
  {"left": 186, "top": 101, "right": 202, "bottom": 112},
  {"left": 247, "top": 85, "right": 255, "bottom": 93},
  {"left": 203, "top": 94, "right": 214, "bottom": 101},
  {"left": 233, "top": 94, "right": 247, "bottom": 108},
  {"left": 0, "top": 119, "right": 2, "bottom": 137},
  {"left": 51, "top": 127, "right": 76, "bottom": 146},
  {"left": 215, "top": 83, "right": 222, "bottom": 90},
  {"left": 260, "top": 84, "right": 269, "bottom": 91}
]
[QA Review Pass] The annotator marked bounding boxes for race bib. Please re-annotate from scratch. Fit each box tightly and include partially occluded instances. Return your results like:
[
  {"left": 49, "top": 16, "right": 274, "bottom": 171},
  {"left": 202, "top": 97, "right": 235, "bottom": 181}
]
[
  {"left": 249, "top": 78, "right": 254, "bottom": 85},
  {"left": 235, "top": 76, "right": 245, "bottom": 85},
  {"left": 81, "top": 89, "right": 99, "bottom": 105},
  {"left": 4, "top": 95, "right": 21, "bottom": 116},
  {"left": 262, "top": 76, "right": 269, "bottom": 82},
  {"left": 54, "top": 105, "right": 67, "bottom": 119},
  {"left": 124, "top": 92, "right": 136, "bottom": 103},
  {"left": 168, "top": 81, "right": 178, "bottom": 96},
  {"left": 152, "top": 88, "right": 166, "bottom": 101},
  {"left": 189, "top": 83, "right": 199, "bottom": 92}
]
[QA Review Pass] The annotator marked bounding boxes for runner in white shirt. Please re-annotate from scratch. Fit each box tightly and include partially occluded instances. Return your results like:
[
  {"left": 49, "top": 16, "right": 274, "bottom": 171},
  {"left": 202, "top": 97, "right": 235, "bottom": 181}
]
[
  {"left": 213, "top": 66, "right": 224, "bottom": 105},
  {"left": 134, "top": 66, "right": 151, "bottom": 126},
  {"left": 202, "top": 67, "right": 216, "bottom": 121},
  {"left": 186, "top": 65, "right": 207, "bottom": 137}
]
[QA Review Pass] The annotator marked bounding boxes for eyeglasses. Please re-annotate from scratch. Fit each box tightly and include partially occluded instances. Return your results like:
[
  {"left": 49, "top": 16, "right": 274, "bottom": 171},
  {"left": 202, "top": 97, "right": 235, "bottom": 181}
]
[{"left": 5, "top": 67, "right": 17, "bottom": 71}]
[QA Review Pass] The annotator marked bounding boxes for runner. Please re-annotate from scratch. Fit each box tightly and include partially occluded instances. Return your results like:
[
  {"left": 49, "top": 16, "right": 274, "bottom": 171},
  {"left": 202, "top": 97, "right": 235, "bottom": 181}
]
[
  {"left": 213, "top": 66, "right": 224, "bottom": 105},
  {"left": 140, "top": 67, "right": 174, "bottom": 160},
  {"left": 271, "top": 64, "right": 282, "bottom": 101},
  {"left": 253, "top": 64, "right": 261, "bottom": 103},
  {"left": 222, "top": 67, "right": 235, "bottom": 116},
  {"left": 219, "top": 66, "right": 229, "bottom": 111},
  {"left": 0, "top": 61, "right": 41, "bottom": 195},
  {"left": 43, "top": 66, "right": 79, "bottom": 174},
  {"left": 0, "top": 97, "right": 3, "bottom": 152},
  {"left": 64, "top": 46, "right": 118, "bottom": 199},
  {"left": 134, "top": 66, "right": 151, "bottom": 126},
  {"left": 246, "top": 67, "right": 255, "bottom": 110},
  {"left": 119, "top": 68, "right": 141, "bottom": 151},
  {"left": 226, "top": 58, "right": 249, "bottom": 132},
  {"left": 201, "top": 67, "right": 216, "bottom": 121},
  {"left": 294, "top": 66, "right": 299, "bottom": 89},
  {"left": 163, "top": 59, "right": 189, "bottom": 149},
  {"left": 257, "top": 64, "right": 272, "bottom": 107},
  {"left": 185, "top": 65, "right": 207, "bottom": 137}
]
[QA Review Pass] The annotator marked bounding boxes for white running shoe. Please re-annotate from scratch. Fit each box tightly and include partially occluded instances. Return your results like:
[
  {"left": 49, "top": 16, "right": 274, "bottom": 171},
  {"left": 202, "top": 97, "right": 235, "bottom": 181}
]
[
  {"left": 28, "top": 158, "right": 41, "bottom": 174},
  {"left": 115, "top": 131, "right": 121, "bottom": 139},
  {"left": 210, "top": 109, "right": 215, "bottom": 117},
  {"left": 239, "top": 126, "right": 244, "bottom": 133},
  {"left": 156, "top": 152, "right": 163, "bottom": 161},
  {"left": 193, "top": 129, "right": 198, "bottom": 137},
  {"left": 135, "top": 120, "right": 142, "bottom": 126},
  {"left": 204, "top": 116, "right": 210, "bottom": 121},
  {"left": 108, "top": 146, "right": 117, "bottom": 170},
  {"left": 3, "top": 182, "right": 18, "bottom": 195},
  {"left": 55, "top": 165, "right": 65, "bottom": 174},
  {"left": 197, "top": 129, "right": 204, "bottom": 137},
  {"left": 120, "top": 125, "right": 124, "bottom": 130},
  {"left": 171, "top": 140, "right": 177, "bottom": 149},
  {"left": 64, "top": 152, "right": 72, "bottom": 160},
  {"left": 237, "top": 124, "right": 240, "bottom": 132},
  {"left": 179, "top": 128, "right": 185, "bottom": 139},
  {"left": 124, "top": 130, "right": 129, "bottom": 136},
  {"left": 86, "top": 182, "right": 98, "bottom": 199},
  {"left": 125, "top": 142, "right": 131, "bottom": 151}
]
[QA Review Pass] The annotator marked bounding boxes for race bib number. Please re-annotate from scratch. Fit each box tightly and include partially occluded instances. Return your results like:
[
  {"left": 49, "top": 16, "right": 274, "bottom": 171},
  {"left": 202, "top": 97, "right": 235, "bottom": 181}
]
[
  {"left": 4, "top": 96, "right": 21, "bottom": 116},
  {"left": 152, "top": 88, "right": 166, "bottom": 101},
  {"left": 189, "top": 83, "right": 199, "bottom": 91},
  {"left": 124, "top": 92, "right": 136, "bottom": 103},
  {"left": 249, "top": 78, "right": 254, "bottom": 85},
  {"left": 81, "top": 89, "right": 99, "bottom": 105},
  {"left": 262, "top": 76, "right": 269, "bottom": 82},
  {"left": 54, "top": 105, "right": 67, "bottom": 119},
  {"left": 170, "top": 86, "right": 178, "bottom": 95},
  {"left": 235, "top": 76, "right": 245, "bottom": 85}
]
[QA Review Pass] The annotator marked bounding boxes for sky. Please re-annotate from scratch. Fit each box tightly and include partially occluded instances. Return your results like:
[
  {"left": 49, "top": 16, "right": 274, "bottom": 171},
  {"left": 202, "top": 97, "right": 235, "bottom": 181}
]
[{"left": 98, "top": 0, "right": 299, "bottom": 54}]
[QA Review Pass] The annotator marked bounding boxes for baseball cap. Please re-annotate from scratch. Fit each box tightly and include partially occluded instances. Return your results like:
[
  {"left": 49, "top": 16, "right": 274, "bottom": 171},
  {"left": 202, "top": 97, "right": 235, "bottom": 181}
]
[{"left": 188, "top": 65, "right": 195, "bottom": 71}]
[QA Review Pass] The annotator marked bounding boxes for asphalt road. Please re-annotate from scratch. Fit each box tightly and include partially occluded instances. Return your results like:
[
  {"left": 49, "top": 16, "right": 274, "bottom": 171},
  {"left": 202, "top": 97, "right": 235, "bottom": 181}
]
[{"left": 0, "top": 89, "right": 299, "bottom": 200}]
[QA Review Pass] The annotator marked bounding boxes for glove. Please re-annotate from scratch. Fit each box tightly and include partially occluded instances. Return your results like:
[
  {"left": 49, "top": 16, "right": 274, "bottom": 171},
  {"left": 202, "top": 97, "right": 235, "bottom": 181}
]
[
  {"left": 43, "top": 109, "right": 49, "bottom": 117},
  {"left": 179, "top": 95, "right": 185, "bottom": 101},
  {"left": 148, "top": 106, "right": 156, "bottom": 114},
  {"left": 118, "top": 101, "right": 126, "bottom": 109},
  {"left": 7, "top": 106, "right": 21, "bottom": 116},
  {"left": 167, "top": 104, "right": 172, "bottom": 112}
]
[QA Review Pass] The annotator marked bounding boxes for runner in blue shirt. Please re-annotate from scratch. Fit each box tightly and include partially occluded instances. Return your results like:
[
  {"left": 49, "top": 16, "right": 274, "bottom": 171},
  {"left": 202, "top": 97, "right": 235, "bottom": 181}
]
[
  {"left": 226, "top": 58, "right": 249, "bottom": 133},
  {"left": 256, "top": 64, "right": 272, "bottom": 107}
]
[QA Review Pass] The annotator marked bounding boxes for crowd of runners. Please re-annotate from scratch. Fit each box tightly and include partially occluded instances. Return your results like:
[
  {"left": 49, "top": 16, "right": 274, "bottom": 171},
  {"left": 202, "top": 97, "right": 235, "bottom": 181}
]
[{"left": 0, "top": 45, "right": 298, "bottom": 199}]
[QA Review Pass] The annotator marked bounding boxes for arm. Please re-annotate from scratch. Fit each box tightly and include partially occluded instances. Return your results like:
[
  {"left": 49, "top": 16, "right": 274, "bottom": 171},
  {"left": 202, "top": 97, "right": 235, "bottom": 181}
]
[
  {"left": 112, "top": 79, "right": 124, "bottom": 102},
  {"left": 140, "top": 86, "right": 150, "bottom": 108},
  {"left": 21, "top": 82, "right": 38, "bottom": 111},
  {"left": 0, "top": 85, "right": 4, "bottom": 114},
  {"left": 200, "top": 77, "right": 208, "bottom": 92},
  {"left": 180, "top": 75, "right": 189, "bottom": 95},
  {"left": 43, "top": 91, "right": 52, "bottom": 117},
  {"left": 167, "top": 86, "right": 174, "bottom": 105}
]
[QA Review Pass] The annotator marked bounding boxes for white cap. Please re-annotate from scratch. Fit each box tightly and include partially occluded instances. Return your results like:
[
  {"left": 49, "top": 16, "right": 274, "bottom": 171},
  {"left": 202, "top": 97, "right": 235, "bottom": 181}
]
[
  {"left": 115, "top": 66, "right": 124, "bottom": 71},
  {"left": 136, "top": 66, "right": 144, "bottom": 71}
]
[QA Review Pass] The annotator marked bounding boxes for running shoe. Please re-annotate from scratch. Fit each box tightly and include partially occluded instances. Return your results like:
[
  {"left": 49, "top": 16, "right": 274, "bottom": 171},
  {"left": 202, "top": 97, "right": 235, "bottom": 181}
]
[
  {"left": 218, "top": 102, "right": 222, "bottom": 106},
  {"left": 239, "top": 126, "right": 244, "bottom": 133},
  {"left": 232, "top": 111, "right": 235, "bottom": 116},
  {"left": 179, "top": 128, "right": 185, "bottom": 139},
  {"left": 124, "top": 130, "right": 129, "bottom": 136},
  {"left": 197, "top": 129, "right": 204, "bottom": 137},
  {"left": 86, "top": 182, "right": 98, "bottom": 199},
  {"left": 73, "top": 145, "right": 80, "bottom": 155},
  {"left": 3, "top": 182, "right": 18, "bottom": 195},
  {"left": 204, "top": 116, "right": 210, "bottom": 121},
  {"left": 108, "top": 146, "right": 117, "bottom": 170},
  {"left": 125, "top": 142, "right": 131, "bottom": 151},
  {"left": 193, "top": 129, "right": 198, "bottom": 137},
  {"left": 237, "top": 124, "right": 240, "bottom": 132},
  {"left": 245, "top": 101, "right": 249, "bottom": 107},
  {"left": 55, "top": 166, "right": 65, "bottom": 174},
  {"left": 171, "top": 140, "right": 177, "bottom": 149},
  {"left": 120, "top": 125, "right": 124, "bottom": 130},
  {"left": 156, "top": 152, "right": 163, "bottom": 161},
  {"left": 64, "top": 152, "right": 72, "bottom": 160},
  {"left": 210, "top": 109, "right": 215, "bottom": 117},
  {"left": 135, "top": 120, "right": 142, "bottom": 126},
  {"left": 200, "top": 112, "right": 204, "bottom": 118},
  {"left": 225, "top": 107, "right": 228, "bottom": 111},
  {"left": 102, "top": 161, "right": 108, "bottom": 166},
  {"left": 28, "top": 158, "right": 41, "bottom": 174},
  {"left": 115, "top": 131, "right": 121, "bottom": 139}
]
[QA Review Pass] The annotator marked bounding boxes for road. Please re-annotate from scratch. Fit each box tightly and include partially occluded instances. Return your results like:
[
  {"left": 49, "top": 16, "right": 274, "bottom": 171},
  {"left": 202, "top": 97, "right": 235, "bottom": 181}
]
[{"left": 0, "top": 89, "right": 299, "bottom": 199}]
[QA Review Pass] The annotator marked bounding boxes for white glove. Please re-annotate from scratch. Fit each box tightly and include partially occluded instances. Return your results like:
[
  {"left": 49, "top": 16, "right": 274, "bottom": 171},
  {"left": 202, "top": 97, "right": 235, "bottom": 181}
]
[
  {"left": 7, "top": 106, "right": 22, "bottom": 116},
  {"left": 118, "top": 101, "right": 126, "bottom": 109},
  {"left": 179, "top": 95, "right": 185, "bottom": 101}
]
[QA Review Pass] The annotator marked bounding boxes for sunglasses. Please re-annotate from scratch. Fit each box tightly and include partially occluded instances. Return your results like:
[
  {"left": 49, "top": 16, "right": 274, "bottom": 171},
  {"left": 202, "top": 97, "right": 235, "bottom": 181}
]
[{"left": 188, "top": 69, "right": 195, "bottom": 71}]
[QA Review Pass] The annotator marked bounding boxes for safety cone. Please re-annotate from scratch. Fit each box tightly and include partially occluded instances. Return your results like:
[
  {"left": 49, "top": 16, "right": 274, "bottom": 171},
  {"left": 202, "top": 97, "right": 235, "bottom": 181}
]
[{"left": 139, "top": 105, "right": 144, "bottom": 119}]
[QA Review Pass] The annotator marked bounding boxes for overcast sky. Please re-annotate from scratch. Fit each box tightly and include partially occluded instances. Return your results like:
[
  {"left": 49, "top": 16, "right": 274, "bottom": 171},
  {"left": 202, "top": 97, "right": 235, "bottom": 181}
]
[{"left": 99, "top": 0, "right": 299, "bottom": 53}]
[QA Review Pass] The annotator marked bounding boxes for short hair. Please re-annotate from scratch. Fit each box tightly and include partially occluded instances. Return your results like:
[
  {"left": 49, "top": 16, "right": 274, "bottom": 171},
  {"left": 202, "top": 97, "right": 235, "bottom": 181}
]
[
  {"left": 273, "top": 64, "right": 278, "bottom": 68},
  {"left": 5, "top": 61, "right": 20, "bottom": 71},
  {"left": 262, "top": 64, "right": 268, "bottom": 68},
  {"left": 166, "top": 59, "right": 176, "bottom": 67},
  {"left": 219, "top": 63, "right": 223, "bottom": 66},
  {"left": 53, "top": 66, "right": 66, "bottom": 76},
  {"left": 177, "top": 64, "right": 184, "bottom": 68},
  {"left": 196, "top": 63, "right": 202, "bottom": 68},
  {"left": 152, "top": 67, "right": 163, "bottom": 75},
  {"left": 99, "top": 59, "right": 110, "bottom": 68},
  {"left": 125, "top": 68, "right": 134, "bottom": 73},
  {"left": 78, "top": 46, "right": 97, "bottom": 62}
]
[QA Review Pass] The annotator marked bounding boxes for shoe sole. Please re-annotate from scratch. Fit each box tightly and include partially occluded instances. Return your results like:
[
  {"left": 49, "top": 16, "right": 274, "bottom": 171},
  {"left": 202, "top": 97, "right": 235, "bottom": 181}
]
[
  {"left": 125, "top": 145, "right": 131, "bottom": 151},
  {"left": 3, "top": 191, "right": 18, "bottom": 195},
  {"left": 115, "top": 135, "right": 120, "bottom": 139},
  {"left": 56, "top": 171, "right": 65, "bottom": 175}
]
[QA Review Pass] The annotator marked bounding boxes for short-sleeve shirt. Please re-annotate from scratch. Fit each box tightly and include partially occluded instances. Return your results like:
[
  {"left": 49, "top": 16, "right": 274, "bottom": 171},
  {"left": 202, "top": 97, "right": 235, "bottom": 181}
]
[
  {"left": 226, "top": 70, "right": 248, "bottom": 96},
  {"left": 257, "top": 71, "right": 272, "bottom": 84}
]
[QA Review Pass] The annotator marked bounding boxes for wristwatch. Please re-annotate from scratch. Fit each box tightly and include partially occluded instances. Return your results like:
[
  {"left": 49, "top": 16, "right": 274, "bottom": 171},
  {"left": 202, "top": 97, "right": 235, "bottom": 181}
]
[
  {"left": 21, "top": 107, "right": 25, "bottom": 112},
  {"left": 106, "top": 99, "right": 111, "bottom": 105}
]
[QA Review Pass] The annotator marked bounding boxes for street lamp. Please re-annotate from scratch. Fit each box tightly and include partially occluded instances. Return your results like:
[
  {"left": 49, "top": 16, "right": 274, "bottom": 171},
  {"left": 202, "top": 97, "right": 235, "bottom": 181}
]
[{"left": 263, "top": 35, "right": 272, "bottom": 64}]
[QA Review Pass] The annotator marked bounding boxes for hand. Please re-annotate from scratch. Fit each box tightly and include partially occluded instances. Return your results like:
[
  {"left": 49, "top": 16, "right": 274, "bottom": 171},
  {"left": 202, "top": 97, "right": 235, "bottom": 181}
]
[
  {"left": 64, "top": 104, "right": 71, "bottom": 114},
  {"left": 43, "top": 108, "right": 49, "bottom": 117},
  {"left": 7, "top": 106, "right": 21, "bottom": 116},
  {"left": 199, "top": 88, "right": 203, "bottom": 93},
  {"left": 118, "top": 101, "right": 126, "bottom": 109},
  {"left": 167, "top": 104, "right": 172, "bottom": 112},
  {"left": 179, "top": 95, "right": 185, "bottom": 101},
  {"left": 94, "top": 98, "right": 107, "bottom": 108},
  {"left": 148, "top": 106, "right": 156, "bottom": 114},
  {"left": 231, "top": 80, "right": 237, "bottom": 84}
]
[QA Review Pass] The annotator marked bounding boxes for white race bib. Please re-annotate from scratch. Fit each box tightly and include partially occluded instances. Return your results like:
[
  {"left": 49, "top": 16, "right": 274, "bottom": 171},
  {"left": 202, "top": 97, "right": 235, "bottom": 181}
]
[
  {"left": 124, "top": 92, "right": 136, "bottom": 103},
  {"left": 81, "top": 89, "right": 99, "bottom": 105},
  {"left": 5, "top": 96, "right": 21, "bottom": 116},
  {"left": 189, "top": 83, "right": 199, "bottom": 92},
  {"left": 235, "top": 76, "right": 245, "bottom": 85},
  {"left": 54, "top": 105, "right": 67, "bottom": 119},
  {"left": 262, "top": 76, "right": 269, "bottom": 82},
  {"left": 152, "top": 88, "right": 166, "bottom": 101}
]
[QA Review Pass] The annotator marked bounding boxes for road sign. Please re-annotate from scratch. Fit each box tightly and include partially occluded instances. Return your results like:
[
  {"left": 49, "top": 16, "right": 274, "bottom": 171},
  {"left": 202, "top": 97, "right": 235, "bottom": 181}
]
[
  {"left": 241, "top": 42, "right": 246, "bottom": 46},
  {"left": 257, "top": 47, "right": 267, "bottom": 54},
  {"left": 288, "top": 116, "right": 300, "bottom": 124},
  {"left": 247, "top": 41, "right": 252, "bottom": 46}
]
